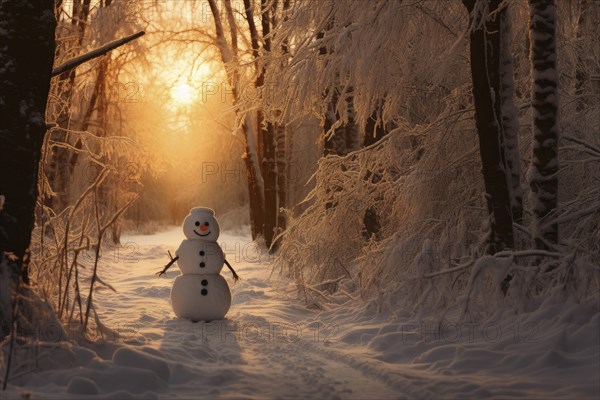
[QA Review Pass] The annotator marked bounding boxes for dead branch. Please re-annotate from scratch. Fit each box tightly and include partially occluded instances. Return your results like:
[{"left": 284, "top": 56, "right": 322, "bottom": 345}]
[{"left": 51, "top": 31, "right": 145, "bottom": 77}]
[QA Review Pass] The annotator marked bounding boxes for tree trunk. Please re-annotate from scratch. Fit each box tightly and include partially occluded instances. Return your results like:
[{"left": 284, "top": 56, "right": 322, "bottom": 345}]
[
  {"left": 528, "top": 0, "right": 560, "bottom": 249},
  {"left": 575, "top": 0, "right": 588, "bottom": 111},
  {"left": 95, "top": 56, "right": 114, "bottom": 240},
  {"left": 209, "top": 0, "right": 265, "bottom": 240},
  {"left": 260, "top": 0, "right": 278, "bottom": 249},
  {"left": 275, "top": 122, "right": 287, "bottom": 235},
  {"left": 262, "top": 121, "right": 277, "bottom": 248},
  {"left": 0, "top": 0, "right": 57, "bottom": 337},
  {"left": 222, "top": 0, "right": 266, "bottom": 240},
  {"left": 273, "top": 0, "right": 290, "bottom": 248},
  {"left": 344, "top": 90, "right": 360, "bottom": 153},
  {"left": 243, "top": 117, "right": 265, "bottom": 241},
  {"left": 499, "top": 4, "right": 524, "bottom": 226},
  {"left": 362, "top": 100, "right": 387, "bottom": 241},
  {"left": 463, "top": 0, "right": 514, "bottom": 254}
]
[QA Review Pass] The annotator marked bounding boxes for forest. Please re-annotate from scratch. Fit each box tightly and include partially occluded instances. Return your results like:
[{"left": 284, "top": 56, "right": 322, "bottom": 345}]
[{"left": 0, "top": 0, "right": 598, "bottom": 398}]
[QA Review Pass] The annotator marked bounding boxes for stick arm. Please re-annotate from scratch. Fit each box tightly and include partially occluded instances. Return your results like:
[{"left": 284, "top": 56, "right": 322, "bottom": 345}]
[
  {"left": 156, "top": 252, "right": 179, "bottom": 276},
  {"left": 224, "top": 258, "right": 240, "bottom": 282}
]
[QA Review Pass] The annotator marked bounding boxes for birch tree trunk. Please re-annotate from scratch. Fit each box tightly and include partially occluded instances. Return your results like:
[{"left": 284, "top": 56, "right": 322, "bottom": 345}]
[{"left": 528, "top": 0, "right": 560, "bottom": 249}]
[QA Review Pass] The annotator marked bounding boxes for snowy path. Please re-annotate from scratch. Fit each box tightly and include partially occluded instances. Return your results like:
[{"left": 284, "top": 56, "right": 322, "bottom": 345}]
[
  {"left": 4, "top": 227, "right": 599, "bottom": 399},
  {"left": 95, "top": 227, "right": 405, "bottom": 399}
]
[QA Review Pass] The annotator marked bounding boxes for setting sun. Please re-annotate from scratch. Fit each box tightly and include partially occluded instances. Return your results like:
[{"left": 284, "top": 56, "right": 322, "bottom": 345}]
[{"left": 171, "top": 82, "right": 195, "bottom": 105}]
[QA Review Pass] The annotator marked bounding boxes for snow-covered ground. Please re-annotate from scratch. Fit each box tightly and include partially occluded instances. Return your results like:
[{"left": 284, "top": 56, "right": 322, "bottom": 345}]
[{"left": 3, "top": 227, "right": 599, "bottom": 399}]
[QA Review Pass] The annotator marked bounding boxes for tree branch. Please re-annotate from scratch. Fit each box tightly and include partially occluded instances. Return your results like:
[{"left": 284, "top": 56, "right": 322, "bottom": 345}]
[{"left": 51, "top": 31, "right": 145, "bottom": 77}]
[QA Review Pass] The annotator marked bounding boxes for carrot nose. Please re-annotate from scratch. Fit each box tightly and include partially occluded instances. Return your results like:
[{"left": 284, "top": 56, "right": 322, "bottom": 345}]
[{"left": 200, "top": 225, "right": 209, "bottom": 231}]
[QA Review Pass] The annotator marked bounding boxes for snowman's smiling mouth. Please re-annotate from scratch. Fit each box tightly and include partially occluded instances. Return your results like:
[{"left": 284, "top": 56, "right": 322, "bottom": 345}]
[{"left": 193, "top": 230, "right": 210, "bottom": 237}]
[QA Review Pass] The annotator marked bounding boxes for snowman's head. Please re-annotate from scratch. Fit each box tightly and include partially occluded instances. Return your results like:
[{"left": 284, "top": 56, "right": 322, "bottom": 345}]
[{"left": 182, "top": 207, "right": 220, "bottom": 241}]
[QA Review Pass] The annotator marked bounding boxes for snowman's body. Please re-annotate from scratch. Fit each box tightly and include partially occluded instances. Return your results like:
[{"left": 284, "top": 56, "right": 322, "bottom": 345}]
[
  {"left": 176, "top": 239, "right": 224, "bottom": 275},
  {"left": 171, "top": 275, "right": 231, "bottom": 321},
  {"left": 169, "top": 208, "right": 231, "bottom": 321}
]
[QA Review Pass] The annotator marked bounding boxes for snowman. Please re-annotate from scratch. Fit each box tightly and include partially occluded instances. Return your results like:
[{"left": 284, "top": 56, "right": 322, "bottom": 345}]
[{"left": 156, "top": 207, "right": 239, "bottom": 322}]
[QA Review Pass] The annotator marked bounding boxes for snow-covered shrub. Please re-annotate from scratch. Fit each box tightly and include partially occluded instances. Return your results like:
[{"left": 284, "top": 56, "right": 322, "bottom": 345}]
[
  {"left": 276, "top": 101, "right": 599, "bottom": 315},
  {"left": 273, "top": 0, "right": 600, "bottom": 316},
  {"left": 275, "top": 112, "right": 490, "bottom": 310}
]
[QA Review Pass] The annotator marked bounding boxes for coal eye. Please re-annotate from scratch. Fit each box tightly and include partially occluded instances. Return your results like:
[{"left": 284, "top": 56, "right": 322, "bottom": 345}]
[
  {"left": 194, "top": 221, "right": 200, "bottom": 226},
  {"left": 204, "top": 222, "right": 209, "bottom": 226}
]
